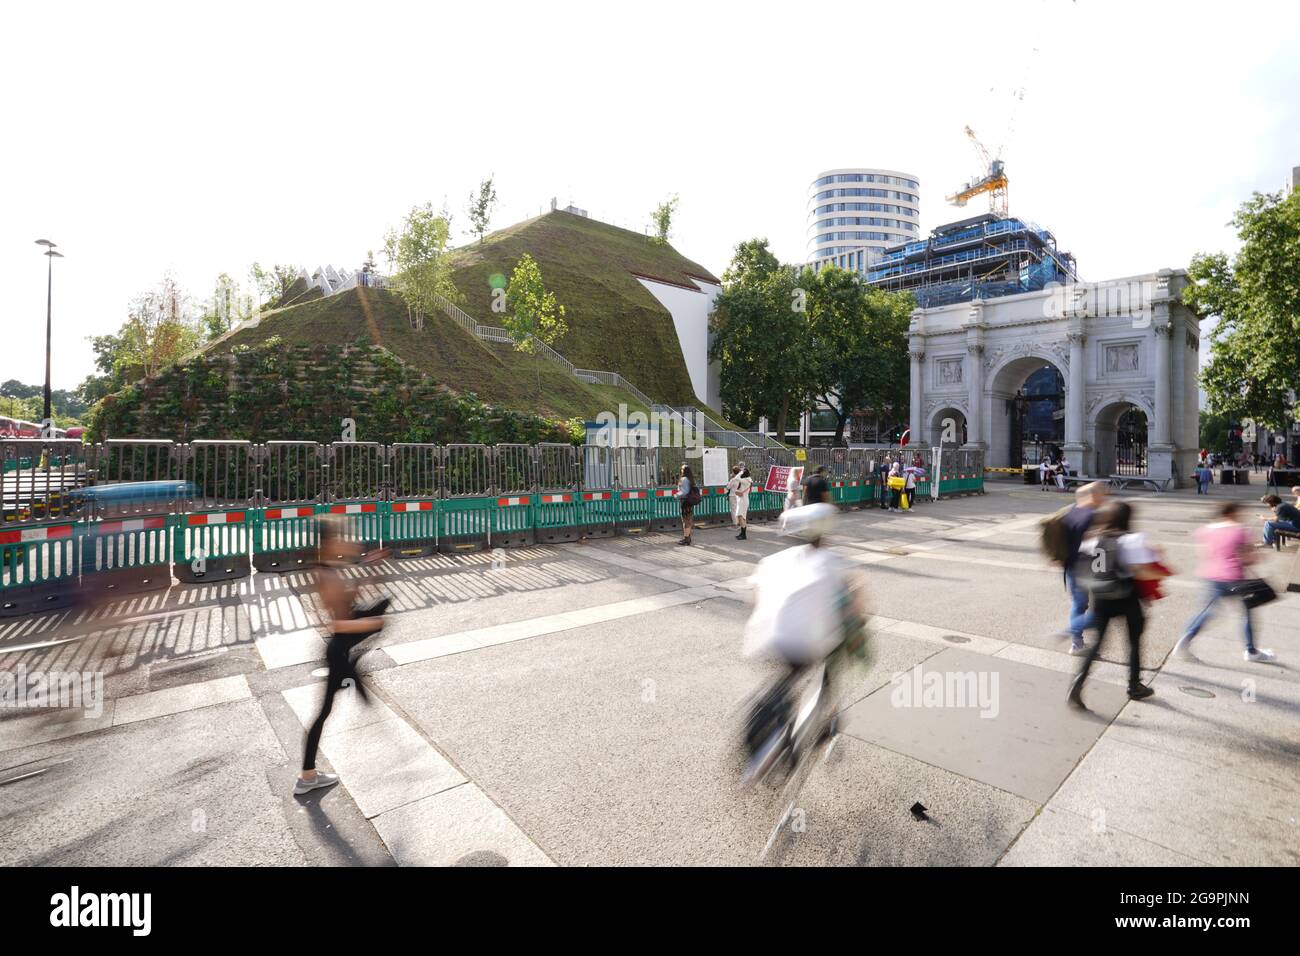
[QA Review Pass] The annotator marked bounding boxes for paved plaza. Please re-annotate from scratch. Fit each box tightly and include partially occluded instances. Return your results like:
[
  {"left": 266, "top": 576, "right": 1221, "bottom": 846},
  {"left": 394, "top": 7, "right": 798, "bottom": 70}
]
[{"left": 2, "top": 482, "right": 1298, "bottom": 867}]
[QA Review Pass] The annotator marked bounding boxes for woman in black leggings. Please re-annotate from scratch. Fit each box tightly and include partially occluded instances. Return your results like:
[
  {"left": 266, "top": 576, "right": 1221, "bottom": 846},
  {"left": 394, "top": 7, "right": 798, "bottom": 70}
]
[{"left": 295, "top": 516, "right": 385, "bottom": 796}]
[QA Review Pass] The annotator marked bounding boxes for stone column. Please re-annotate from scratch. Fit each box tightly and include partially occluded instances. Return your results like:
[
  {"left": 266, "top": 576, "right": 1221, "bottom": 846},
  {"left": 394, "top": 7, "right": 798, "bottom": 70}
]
[
  {"left": 1063, "top": 326, "right": 1088, "bottom": 474},
  {"left": 962, "top": 302, "right": 986, "bottom": 450},
  {"left": 908, "top": 345, "right": 925, "bottom": 443},
  {"left": 1148, "top": 299, "right": 1176, "bottom": 480}
]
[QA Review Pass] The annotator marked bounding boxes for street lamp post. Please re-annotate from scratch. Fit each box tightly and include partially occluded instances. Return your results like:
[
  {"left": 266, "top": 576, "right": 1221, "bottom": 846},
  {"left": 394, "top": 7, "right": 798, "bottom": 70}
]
[{"left": 35, "top": 240, "right": 63, "bottom": 428}]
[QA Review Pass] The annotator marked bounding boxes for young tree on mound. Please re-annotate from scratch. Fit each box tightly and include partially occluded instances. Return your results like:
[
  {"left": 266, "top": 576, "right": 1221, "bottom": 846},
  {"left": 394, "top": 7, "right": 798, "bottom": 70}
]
[
  {"left": 467, "top": 176, "right": 498, "bottom": 245},
  {"left": 384, "top": 202, "right": 460, "bottom": 330},
  {"left": 504, "top": 252, "right": 567, "bottom": 401}
]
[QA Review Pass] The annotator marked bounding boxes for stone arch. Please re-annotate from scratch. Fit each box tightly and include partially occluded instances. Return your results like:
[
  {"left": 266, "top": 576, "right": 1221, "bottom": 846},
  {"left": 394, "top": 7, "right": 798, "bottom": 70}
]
[
  {"left": 987, "top": 353, "right": 1068, "bottom": 468},
  {"left": 928, "top": 404, "right": 968, "bottom": 448},
  {"left": 1089, "top": 395, "right": 1153, "bottom": 476}
]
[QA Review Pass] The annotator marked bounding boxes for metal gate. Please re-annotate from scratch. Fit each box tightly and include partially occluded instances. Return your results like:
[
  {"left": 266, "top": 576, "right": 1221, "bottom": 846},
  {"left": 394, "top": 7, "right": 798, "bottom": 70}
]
[
  {"left": 440, "top": 444, "right": 492, "bottom": 552},
  {"left": 534, "top": 443, "right": 581, "bottom": 544},
  {"left": 387, "top": 443, "right": 440, "bottom": 558}
]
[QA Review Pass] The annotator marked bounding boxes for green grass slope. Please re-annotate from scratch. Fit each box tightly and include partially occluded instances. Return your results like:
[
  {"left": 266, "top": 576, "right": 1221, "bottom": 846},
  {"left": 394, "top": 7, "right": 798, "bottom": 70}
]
[
  {"left": 212, "top": 285, "right": 648, "bottom": 422},
  {"left": 447, "top": 211, "right": 717, "bottom": 406}
]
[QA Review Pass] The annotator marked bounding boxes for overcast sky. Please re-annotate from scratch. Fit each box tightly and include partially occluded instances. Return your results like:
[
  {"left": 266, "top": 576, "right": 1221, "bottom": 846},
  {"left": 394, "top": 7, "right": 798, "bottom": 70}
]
[{"left": 3, "top": 0, "right": 1298, "bottom": 389}]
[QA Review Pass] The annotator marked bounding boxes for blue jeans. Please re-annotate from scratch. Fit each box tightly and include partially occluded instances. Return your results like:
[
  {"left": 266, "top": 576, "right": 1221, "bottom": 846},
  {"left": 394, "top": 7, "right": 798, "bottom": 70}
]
[
  {"left": 1181, "top": 579, "right": 1255, "bottom": 653},
  {"left": 1197, "top": 478, "right": 1210, "bottom": 494},
  {"left": 1263, "top": 519, "right": 1298, "bottom": 545},
  {"left": 1065, "top": 568, "right": 1093, "bottom": 644}
]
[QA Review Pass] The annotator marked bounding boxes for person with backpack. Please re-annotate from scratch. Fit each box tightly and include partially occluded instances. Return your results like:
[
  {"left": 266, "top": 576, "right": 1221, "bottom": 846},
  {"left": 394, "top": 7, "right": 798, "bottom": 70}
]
[
  {"left": 727, "top": 463, "right": 754, "bottom": 540},
  {"left": 1194, "top": 460, "right": 1214, "bottom": 495},
  {"left": 676, "top": 463, "right": 700, "bottom": 546},
  {"left": 1041, "top": 481, "right": 1108, "bottom": 655},
  {"left": 1172, "top": 501, "right": 1277, "bottom": 662},
  {"left": 1068, "top": 501, "right": 1169, "bottom": 709}
]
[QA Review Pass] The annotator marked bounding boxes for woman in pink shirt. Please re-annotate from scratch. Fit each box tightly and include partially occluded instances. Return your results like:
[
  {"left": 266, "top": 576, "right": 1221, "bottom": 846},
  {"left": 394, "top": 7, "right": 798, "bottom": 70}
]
[{"left": 1172, "top": 501, "right": 1275, "bottom": 662}]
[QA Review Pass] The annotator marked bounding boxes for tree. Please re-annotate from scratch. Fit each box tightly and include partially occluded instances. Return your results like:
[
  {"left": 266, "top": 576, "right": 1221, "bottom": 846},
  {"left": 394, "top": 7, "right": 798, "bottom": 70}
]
[
  {"left": 709, "top": 239, "right": 814, "bottom": 440},
  {"left": 248, "top": 262, "right": 300, "bottom": 307},
  {"left": 119, "top": 275, "right": 203, "bottom": 379},
  {"left": 200, "top": 272, "right": 255, "bottom": 341},
  {"left": 384, "top": 202, "right": 459, "bottom": 329},
  {"left": 504, "top": 252, "right": 567, "bottom": 399},
  {"left": 651, "top": 194, "right": 679, "bottom": 245},
  {"left": 1186, "top": 188, "right": 1300, "bottom": 429},
  {"left": 803, "top": 265, "right": 912, "bottom": 444},
  {"left": 467, "top": 176, "right": 498, "bottom": 245}
]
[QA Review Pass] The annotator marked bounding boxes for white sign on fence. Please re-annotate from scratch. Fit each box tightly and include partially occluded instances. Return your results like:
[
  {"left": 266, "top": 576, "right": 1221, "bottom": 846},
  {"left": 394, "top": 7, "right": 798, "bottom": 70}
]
[{"left": 702, "top": 447, "right": 730, "bottom": 487}]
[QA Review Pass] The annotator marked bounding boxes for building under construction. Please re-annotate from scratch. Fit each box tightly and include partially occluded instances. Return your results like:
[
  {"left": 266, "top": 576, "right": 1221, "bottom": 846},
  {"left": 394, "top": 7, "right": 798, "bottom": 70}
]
[{"left": 865, "top": 212, "right": 1079, "bottom": 308}]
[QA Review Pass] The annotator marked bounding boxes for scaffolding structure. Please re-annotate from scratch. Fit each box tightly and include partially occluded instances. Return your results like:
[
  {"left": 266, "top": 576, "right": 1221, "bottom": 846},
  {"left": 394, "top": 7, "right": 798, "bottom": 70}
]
[{"left": 865, "top": 212, "right": 1078, "bottom": 308}]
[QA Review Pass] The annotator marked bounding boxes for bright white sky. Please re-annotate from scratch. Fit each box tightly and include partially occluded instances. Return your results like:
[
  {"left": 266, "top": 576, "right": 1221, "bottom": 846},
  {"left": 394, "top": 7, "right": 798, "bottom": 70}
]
[{"left": 3, "top": 0, "right": 1298, "bottom": 389}]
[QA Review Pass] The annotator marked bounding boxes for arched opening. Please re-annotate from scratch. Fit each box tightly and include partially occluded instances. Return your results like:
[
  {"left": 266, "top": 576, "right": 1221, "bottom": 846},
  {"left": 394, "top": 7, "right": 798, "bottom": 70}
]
[
  {"left": 989, "top": 357, "right": 1066, "bottom": 468},
  {"left": 929, "top": 407, "right": 967, "bottom": 448},
  {"left": 1094, "top": 402, "right": 1149, "bottom": 476}
]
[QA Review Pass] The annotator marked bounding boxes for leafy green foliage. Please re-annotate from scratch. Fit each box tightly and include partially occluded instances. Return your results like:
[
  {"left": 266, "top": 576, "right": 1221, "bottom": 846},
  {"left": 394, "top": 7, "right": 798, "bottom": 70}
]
[
  {"left": 1187, "top": 189, "right": 1300, "bottom": 428},
  {"left": 384, "top": 202, "right": 461, "bottom": 328},
  {"left": 651, "top": 194, "right": 679, "bottom": 245},
  {"left": 467, "top": 176, "right": 498, "bottom": 245}
]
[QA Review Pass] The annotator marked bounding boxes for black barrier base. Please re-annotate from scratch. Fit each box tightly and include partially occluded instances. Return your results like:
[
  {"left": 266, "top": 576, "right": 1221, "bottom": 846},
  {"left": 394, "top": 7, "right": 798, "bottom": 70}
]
[
  {"left": 615, "top": 522, "right": 650, "bottom": 536},
  {"left": 438, "top": 535, "right": 488, "bottom": 554},
  {"left": 320, "top": 540, "right": 381, "bottom": 564},
  {"left": 391, "top": 539, "right": 436, "bottom": 559},
  {"left": 491, "top": 529, "right": 536, "bottom": 549},
  {"left": 649, "top": 517, "right": 681, "bottom": 533},
  {"left": 253, "top": 549, "right": 319, "bottom": 574},
  {"left": 0, "top": 583, "right": 80, "bottom": 618},
  {"left": 536, "top": 526, "right": 582, "bottom": 544},
  {"left": 173, "top": 555, "right": 251, "bottom": 584},
  {"left": 579, "top": 523, "right": 616, "bottom": 540},
  {"left": 81, "top": 564, "right": 171, "bottom": 598}
]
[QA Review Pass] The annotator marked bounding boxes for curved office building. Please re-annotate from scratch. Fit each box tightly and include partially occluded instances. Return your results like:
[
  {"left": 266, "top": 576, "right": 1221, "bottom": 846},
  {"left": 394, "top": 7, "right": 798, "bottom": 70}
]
[{"left": 807, "top": 168, "right": 921, "bottom": 273}]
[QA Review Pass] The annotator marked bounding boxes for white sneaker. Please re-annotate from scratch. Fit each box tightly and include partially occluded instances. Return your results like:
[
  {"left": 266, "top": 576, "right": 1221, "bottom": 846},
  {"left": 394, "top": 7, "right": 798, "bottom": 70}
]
[
  {"left": 1069, "top": 641, "right": 1088, "bottom": 656},
  {"left": 294, "top": 771, "right": 340, "bottom": 795},
  {"left": 1244, "top": 648, "right": 1276, "bottom": 663}
]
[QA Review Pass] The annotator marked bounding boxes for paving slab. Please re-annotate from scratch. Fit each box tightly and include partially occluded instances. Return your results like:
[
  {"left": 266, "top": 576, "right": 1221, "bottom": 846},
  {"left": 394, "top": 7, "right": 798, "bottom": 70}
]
[
  {"left": 841, "top": 647, "right": 1129, "bottom": 803},
  {"left": 371, "top": 782, "right": 555, "bottom": 867},
  {"left": 113, "top": 674, "right": 252, "bottom": 726}
]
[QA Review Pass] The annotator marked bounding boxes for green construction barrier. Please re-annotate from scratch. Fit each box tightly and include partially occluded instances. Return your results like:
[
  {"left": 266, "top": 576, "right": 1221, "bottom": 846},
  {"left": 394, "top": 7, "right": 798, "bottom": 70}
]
[
  {"left": 615, "top": 489, "right": 651, "bottom": 534},
  {"left": 254, "top": 505, "right": 319, "bottom": 573},
  {"left": 490, "top": 495, "right": 535, "bottom": 548},
  {"left": 576, "top": 490, "right": 616, "bottom": 538},
  {"left": 439, "top": 497, "right": 492, "bottom": 552},
  {"left": 649, "top": 487, "right": 681, "bottom": 533},
  {"left": 0, "top": 521, "right": 82, "bottom": 617},
  {"left": 174, "top": 508, "right": 251, "bottom": 583},
  {"left": 692, "top": 486, "right": 731, "bottom": 527},
  {"left": 320, "top": 502, "right": 384, "bottom": 562},
  {"left": 80, "top": 514, "right": 173, "bottom": 596},
  {"left": 385, "top": 500, "right": 438, "bottom": 558},
  {"left": 533, "top": 491, "right": 583, "bottom": 544}
]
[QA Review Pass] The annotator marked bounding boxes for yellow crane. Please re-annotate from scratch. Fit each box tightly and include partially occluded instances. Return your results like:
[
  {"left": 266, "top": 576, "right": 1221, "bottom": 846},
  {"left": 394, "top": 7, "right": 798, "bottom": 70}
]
[{"left": 945, "top": 125, "right": 1008, "bottom": 218}]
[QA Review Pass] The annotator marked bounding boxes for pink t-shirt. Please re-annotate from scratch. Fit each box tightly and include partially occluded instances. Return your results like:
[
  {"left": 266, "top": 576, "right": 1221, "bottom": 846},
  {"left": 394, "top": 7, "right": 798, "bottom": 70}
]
[{"left": 1194, "top": 522, "right": 1250, "bottom": 582}]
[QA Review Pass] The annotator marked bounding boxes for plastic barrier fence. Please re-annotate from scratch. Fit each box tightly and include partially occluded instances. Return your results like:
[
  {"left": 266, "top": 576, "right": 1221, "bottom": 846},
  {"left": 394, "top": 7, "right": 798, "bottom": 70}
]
[
  {"left": 174, "top": 509, "right": 250, "bottom": 583},
  {"left": 0, "top": 521, "right": 81, "bottom": 617},
  {"left": 440, "top": 445, "right": 492, "bottom": 552},
  {"left": 80, "top": 515, "right": 172, "bottom": 597},
  {"left": 254, "top": 505, "right": 319, "bottom": 573}
]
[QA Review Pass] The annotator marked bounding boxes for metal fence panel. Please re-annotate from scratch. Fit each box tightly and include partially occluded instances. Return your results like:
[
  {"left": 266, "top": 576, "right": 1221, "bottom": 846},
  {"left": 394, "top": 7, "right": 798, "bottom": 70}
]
[
  {"left": 89, "top": 440, "right": 185, "bottom": 518},
  {"left": 579, "top": 444, "right": 614, "bottom": 491},
  {"left": 328, "top": 442, "right": 385, "bottom": 502},
  {"left": 536, "top": 443, "right": 578, "bottom": 493},
  {"left": 612, "top": 446, "right": 653, "bottom": 490},
  {"left": 444, "top": 444, "right": 490, "bottom": 497},
  {"left": 181, "top": 441, "right": 255, "bottom": 510},
  {"left": 389, "top": 444, "right": 441, "bottom": 500},
  {"left": 2, "top": 438, "right": 90, "bottom": 524},
  {"left": 493, "top": 444, "right": 536, "bottom": 495},
  {"left": 260, "top": 441, "right": 324, "bottom": 506}
]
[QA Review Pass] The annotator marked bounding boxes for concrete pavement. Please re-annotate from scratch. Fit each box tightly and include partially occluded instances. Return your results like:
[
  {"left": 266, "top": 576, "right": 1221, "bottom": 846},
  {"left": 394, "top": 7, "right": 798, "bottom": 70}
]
[{"left": 2, "top": 481, "right": 1298, "bottom": 866}]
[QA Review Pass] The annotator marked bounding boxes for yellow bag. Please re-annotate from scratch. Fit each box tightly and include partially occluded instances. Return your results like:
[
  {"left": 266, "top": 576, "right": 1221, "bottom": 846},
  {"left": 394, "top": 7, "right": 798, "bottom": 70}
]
[{"left": 887, "top": 476, "right": 906, "bottom": 490}]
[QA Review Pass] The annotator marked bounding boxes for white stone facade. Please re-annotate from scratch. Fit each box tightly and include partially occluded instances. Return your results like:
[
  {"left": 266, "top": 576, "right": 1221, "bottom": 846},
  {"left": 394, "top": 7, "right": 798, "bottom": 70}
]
[{"left": 908, "top": 269, "right": 1201, "bottom": 484}]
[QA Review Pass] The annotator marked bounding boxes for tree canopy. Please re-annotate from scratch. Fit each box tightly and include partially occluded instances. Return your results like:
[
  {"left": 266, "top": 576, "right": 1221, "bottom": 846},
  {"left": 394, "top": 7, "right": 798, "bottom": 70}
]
[{"left": 1186, "top": 188, "right": 1300, "bottom": 429}]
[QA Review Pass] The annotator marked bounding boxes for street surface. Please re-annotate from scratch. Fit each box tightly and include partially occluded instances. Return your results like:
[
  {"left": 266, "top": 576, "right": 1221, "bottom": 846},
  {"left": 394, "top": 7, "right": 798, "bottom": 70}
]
[{"left": 3, "top": 481, "right": 1298, "bottom": 866}]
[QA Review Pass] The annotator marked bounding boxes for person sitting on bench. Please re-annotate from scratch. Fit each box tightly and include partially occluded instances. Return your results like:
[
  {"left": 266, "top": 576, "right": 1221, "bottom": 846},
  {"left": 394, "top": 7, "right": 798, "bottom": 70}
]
[{"left": 1259, "top": 494, "right": 1300, "bottom": 548}]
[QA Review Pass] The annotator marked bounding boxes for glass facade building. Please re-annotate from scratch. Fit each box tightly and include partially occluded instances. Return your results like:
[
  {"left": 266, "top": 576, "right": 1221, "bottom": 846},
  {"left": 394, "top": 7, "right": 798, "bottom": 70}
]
[{"left": 807, "top": 167, "right": 921, "bottom": 273}]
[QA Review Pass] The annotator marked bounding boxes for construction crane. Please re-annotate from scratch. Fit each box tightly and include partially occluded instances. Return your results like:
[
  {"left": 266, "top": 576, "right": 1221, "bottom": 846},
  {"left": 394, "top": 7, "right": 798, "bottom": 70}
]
[{"left": 945, "top": 125, "right": 1009, "bottom": 218}]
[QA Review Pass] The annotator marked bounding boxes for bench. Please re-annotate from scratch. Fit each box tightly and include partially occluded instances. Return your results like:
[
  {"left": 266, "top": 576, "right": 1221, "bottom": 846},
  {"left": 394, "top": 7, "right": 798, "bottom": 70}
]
[
  {"left": 1060, "top": 474, "right": 1105, "bottom": 489},
  {"left": 1108, "top": 475, "right": 1174, "bottom": 494},
  {"left": 1274, "top": 527, "right": 1300, "bottom": 551}
]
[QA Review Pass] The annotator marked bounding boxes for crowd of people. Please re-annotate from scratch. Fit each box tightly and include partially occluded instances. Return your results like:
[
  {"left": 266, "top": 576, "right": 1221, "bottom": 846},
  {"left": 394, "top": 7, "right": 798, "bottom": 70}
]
[{"left": 1045, "top": 481, "right": 1293, "bottom": 711}]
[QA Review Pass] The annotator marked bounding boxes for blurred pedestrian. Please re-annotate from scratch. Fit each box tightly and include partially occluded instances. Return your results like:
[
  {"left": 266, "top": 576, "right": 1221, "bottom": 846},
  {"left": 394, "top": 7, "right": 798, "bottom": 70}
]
[
  {"left": 802, "top": 464, "right": 831, "bottom": 505},
  {"left": 1172, "top": 501, "right": 1275, "bottom": 662},
  {"left": 1194, "top": 460, "right": 1214, "bottom": 495},
  {"left": 1068, "top": 501, "right": 1168, "bottom": 709},
  {"left": 296, "top": 516, "right": 387, "bottom": 796},
  {"left": 1041, "top": 480, "right": 1108, "bottom": 655}
]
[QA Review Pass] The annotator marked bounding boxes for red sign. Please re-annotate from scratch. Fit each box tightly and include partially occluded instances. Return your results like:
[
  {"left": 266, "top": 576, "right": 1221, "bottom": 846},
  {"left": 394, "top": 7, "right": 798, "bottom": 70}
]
[{"left": 764, "top": 465, "right": 804, "bottom": 493}]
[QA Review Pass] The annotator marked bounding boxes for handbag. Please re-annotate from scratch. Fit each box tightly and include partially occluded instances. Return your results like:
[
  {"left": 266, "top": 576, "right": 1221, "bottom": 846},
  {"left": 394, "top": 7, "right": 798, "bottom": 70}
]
[
  {"left": 683, "top": 485, "right": 702, "bottom": 507},
  {"left": 1228, "top": 578, "right": 1278, "bottom": 610}
]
